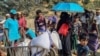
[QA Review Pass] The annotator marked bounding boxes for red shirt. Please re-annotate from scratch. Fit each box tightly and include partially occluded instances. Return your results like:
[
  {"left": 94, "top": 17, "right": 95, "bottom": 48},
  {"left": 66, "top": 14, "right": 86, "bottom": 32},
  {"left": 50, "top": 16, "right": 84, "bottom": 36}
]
[{"left": 18, "top": 16, "right": 27, "bottom": 28}]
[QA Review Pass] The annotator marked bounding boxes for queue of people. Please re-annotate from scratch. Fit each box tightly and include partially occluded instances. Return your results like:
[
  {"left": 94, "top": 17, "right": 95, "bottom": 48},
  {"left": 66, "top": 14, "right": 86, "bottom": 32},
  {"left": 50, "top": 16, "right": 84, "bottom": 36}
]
[
  {"left": 0, "top": 8, "right": 100, "bottom": 56},
  {"left": 34, "top": 9, "right": 100, "bottom": 56}
]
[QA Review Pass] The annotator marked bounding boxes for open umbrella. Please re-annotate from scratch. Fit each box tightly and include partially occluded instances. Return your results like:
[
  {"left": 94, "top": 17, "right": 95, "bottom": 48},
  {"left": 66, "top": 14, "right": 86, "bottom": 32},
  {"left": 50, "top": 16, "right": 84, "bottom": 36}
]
[{"left": 52, "top": 2, "right": 84, "bottom": 13}]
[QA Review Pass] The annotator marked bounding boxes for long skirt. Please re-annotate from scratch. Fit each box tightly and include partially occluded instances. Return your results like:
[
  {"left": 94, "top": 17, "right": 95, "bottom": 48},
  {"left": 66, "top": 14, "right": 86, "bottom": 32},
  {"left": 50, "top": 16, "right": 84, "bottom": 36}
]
[
  {"left": 71, "top": 34, "right": 78, "bottom": 51},
  {"left": 60, "top": 33, "right": 72, "bottom": 56}
]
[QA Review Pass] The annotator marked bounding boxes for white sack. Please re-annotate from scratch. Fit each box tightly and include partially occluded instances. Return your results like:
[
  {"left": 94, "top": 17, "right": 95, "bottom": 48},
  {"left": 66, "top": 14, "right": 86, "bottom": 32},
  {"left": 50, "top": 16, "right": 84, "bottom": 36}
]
[
  {"left": 30, "top": 32, "right": 51, "bottom": 50},
  {"left": 50, "top": 31, "right": 62, "bottom": 49}
]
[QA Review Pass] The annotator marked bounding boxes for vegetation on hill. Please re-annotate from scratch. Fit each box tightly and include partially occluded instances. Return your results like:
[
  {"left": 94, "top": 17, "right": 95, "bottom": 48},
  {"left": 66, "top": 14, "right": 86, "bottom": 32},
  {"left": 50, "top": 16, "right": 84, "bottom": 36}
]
[{"left": 0, "top": 0, "right": 100, "bottom": 16}]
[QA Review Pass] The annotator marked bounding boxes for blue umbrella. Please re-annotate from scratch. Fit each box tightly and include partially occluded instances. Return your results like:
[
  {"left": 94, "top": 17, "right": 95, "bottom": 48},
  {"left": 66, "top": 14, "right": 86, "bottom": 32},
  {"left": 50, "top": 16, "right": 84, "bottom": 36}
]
[{"left": 52, "top": 2, "right": 84, "bottom": 13}]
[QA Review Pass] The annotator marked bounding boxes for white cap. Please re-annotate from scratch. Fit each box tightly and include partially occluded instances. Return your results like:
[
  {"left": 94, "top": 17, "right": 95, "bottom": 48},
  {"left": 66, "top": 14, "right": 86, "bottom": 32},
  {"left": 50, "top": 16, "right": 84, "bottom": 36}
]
[{"left": 6, "top": 14, "right": 10, "bottom": 17}]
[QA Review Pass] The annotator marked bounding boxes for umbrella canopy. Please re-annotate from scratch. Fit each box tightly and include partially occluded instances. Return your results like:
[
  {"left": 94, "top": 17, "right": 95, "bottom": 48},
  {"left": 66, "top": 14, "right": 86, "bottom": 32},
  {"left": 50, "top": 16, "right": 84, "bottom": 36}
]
[{"left": 52, "top": 2, "right": 84, "bottom": 13}]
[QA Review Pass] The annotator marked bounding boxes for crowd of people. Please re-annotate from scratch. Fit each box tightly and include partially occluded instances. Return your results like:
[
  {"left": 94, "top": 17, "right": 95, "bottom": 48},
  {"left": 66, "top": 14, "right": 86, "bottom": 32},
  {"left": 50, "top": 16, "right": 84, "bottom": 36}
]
[{"left": 0, "top": 8, "right": 100, "bottom": 56}]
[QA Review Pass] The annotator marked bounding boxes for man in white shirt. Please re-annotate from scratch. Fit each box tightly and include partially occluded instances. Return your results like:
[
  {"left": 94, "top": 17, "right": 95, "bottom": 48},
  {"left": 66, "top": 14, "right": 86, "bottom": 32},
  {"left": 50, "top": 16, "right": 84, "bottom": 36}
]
[
  {"left": 80, "top": 13, "right": 88, "bottom": 33},
  {"left": 94, "top": 9, "right": 100, "bottom": 35},
  {"left": 80, "top": 13, "right": 87, "bottom": 24}
]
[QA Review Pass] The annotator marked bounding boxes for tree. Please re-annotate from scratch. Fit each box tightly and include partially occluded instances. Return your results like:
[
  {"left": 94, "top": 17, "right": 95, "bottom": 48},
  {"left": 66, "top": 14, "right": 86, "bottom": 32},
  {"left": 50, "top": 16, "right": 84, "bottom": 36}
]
[{"left": 82, "top": 0, "right": 90, "bottom": 5}]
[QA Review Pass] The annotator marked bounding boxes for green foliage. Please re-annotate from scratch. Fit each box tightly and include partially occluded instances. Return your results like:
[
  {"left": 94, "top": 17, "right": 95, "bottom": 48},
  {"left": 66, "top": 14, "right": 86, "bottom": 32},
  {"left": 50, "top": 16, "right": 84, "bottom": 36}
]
[
  {"left": 0, "top": 0, "right": 35, "bottom": 15},
  {"left": 0, "top": 0, "right": 99, "bottom": 15},
  {"left": 82, "top": 0, "right": 90, "bottom": 5},
  {"left": 93, "top": 1, "right": 100, "bottom": 8}
]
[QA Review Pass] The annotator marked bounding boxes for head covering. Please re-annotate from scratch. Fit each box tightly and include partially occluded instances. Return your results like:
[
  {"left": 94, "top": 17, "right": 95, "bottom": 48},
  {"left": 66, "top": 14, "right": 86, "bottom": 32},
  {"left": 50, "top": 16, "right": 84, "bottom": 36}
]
[
  {"left": 10, "top": 9, "right": 17, "bottom": 14},
  {"left": 6, "top": 13, "right": 10, "bottom": 17}
]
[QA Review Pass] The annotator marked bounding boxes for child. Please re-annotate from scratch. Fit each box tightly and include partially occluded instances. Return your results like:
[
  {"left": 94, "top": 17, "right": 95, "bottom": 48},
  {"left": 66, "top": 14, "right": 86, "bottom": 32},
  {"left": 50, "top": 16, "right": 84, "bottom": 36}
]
[{"left": 77, "top": 33, "right": 90, "bottom": 56}]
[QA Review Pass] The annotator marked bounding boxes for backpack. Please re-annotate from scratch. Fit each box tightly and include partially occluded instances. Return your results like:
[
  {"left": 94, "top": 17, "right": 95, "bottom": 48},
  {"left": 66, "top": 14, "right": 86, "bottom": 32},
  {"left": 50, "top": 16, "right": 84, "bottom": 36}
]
[{"left": 58, "top": 23, "right": 69, "bottom": 36}]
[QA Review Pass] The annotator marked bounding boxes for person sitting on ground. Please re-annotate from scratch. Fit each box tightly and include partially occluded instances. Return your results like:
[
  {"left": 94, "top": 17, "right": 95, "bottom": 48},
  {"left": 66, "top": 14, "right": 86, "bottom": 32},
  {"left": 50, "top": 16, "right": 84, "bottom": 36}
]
[{"left": 77, "top": 33, "right": 90, "bottom": 56}]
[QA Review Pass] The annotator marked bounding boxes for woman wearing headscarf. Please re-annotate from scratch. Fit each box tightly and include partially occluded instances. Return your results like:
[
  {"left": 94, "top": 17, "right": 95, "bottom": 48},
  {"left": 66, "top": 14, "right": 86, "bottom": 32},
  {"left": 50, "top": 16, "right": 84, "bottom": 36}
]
[{"left": 57, "top": 12, "right": 72, "bottom": 56}]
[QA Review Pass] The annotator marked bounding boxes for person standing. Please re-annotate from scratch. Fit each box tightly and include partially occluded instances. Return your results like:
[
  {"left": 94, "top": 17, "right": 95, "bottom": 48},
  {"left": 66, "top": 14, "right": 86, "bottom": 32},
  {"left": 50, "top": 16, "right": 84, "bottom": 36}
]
[
  {"left": 71, "top": 16, "right": 82, "bottom": 53},
  {"left": 0, "top": 18, "right": 5, "bottom": 46},
  {"left": 57, "top": 12, "right": 71, "bottom": 56},
  {"left": 17, "top": 12, "right": 27, "bottom": 39},
  {"left": 80, "top": 13, "right": 88, "bottom": 33},
  {"left": 57, "top": 12, "right": 70, "bottom": 32},
  {"left": 73, "top": 16, "right": 82, "bottom": 35},
  {"left": 4, "top": 9, "right": 20, "bottom": 46},
  {"left": 17, "top": 12, "right": 27, "bottom": 29},
  {"left": 34, "top": 10, "right": 46, "bottom": 35},
  {"left": 88, "top": 20, "right": 99, "bottom": 56},
  {"left": 47, "top": 12, "right": 57, "bottom": 32},
  {"left": 94, "top": 9, "right": 100, "bottom": 36}
]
